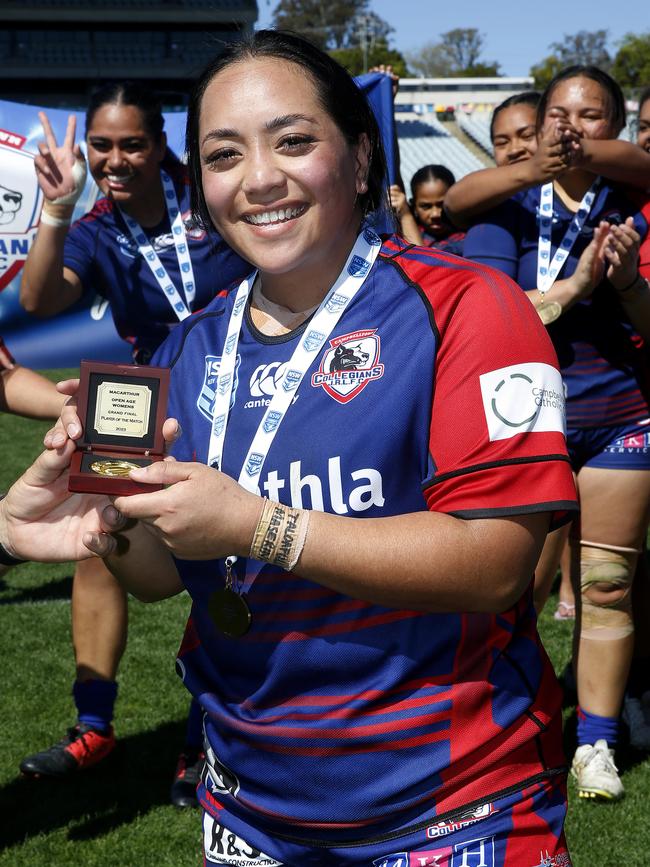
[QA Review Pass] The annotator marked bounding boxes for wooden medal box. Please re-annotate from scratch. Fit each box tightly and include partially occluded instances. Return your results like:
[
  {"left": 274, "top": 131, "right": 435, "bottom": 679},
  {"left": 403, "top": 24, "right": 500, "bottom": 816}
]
[{"left": 68, "top": 360, "right": 170, "bottom": 495}]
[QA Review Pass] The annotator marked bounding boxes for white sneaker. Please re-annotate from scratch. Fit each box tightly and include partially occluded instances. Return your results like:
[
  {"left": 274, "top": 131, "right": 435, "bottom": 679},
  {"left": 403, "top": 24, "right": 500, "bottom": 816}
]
[
  {"left": 571, "top": 739, "right": 624, "bottom": 800},
  {"left": 623, "top": 695, "right": 650, "bottom": 751}
]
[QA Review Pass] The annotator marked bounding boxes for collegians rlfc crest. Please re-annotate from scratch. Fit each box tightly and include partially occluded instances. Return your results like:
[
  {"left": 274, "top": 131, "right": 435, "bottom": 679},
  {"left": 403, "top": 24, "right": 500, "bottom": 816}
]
[
  {"left": 311, "top": 328, "right": 384, "bottom": 404},
  {"left": 197, "top": 354, "right": 241, "bottom": 422},
  {"left": 0, "top": 131, "right": 42, "bottom": 290}
]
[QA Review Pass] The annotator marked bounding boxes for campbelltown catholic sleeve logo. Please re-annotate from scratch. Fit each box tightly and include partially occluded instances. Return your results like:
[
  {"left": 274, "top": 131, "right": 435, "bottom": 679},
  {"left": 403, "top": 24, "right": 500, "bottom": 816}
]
[
  {"left": 197, "top": 354, "right": 240, "bottom": 422},
  {"left": 0, "top": 131, "right": 42, "bottom": 290},
  {"left": 311, "top": 328, "right": 384, "bottom": 404},
  {"left": 479, "top": 362, "right": 566, "bottom": 442}
]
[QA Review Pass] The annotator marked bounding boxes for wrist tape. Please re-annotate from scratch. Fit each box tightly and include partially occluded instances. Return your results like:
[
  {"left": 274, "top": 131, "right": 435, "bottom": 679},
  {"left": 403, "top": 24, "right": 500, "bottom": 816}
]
[
  {"left": 48, "top": 158, "right": 87, "bottom": 206},
  {"left": 249, "top": 498, "right": 310, "bottom": 571}
]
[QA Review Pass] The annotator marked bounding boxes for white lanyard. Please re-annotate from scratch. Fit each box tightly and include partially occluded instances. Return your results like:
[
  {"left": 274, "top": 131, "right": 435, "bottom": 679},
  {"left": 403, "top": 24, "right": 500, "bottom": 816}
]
[
  {"left": 118, "top": 170, "right": 197, "bottom": 321},
  {"left": 207, "top": 228, "right": 382, "bottom": 491},
  {"left": 537, "top": 178, "right": 600, "bottom": 296}
]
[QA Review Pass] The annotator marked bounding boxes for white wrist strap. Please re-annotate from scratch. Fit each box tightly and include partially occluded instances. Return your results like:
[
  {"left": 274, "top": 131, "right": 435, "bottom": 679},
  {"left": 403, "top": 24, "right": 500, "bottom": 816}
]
[
  {"left": 48, "top": 158, "right": 87, "bottom": 205},
  {"left": 40, "top": 210, "right": 71, "bottom": 228}
]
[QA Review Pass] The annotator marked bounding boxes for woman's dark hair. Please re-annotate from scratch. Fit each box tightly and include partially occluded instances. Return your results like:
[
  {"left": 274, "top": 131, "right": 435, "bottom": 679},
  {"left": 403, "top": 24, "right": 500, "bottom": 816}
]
[
  {"left": 85, "top": 81, "right": 165, "bottom": 141},
  {"left": 186, "top": 29, "right": 388, "bottom": 228},
  {"left": 536, "top": 66, "right": 626, "bottom": 137},
  {"left": 85, "top": 80, "right": 182, "bottom": 171},
  {"left": 489, "top": 91, "right": 540, "bottom": 141},
  {"left": 409, "top": 164, "right": 455, "bottom": 198}
]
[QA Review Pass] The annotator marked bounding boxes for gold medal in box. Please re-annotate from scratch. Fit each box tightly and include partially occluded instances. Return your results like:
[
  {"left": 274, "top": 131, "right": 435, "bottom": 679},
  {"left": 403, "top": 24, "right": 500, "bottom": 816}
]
[
  {"left": 90, "top": 459, "right": 141, "bottom": 478},
  {"left": 69, "top": 360, "right": 170, "bottom": 495}
]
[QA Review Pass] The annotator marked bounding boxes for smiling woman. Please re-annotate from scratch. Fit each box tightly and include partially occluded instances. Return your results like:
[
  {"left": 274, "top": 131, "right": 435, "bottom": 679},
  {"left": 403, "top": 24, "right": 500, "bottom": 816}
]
[{"left": 18, "top": 30, "right": 580, "bottom": 865}]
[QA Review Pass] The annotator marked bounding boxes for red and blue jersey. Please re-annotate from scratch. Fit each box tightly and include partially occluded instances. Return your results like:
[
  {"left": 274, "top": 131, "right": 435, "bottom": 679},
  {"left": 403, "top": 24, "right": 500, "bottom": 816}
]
[
  {"left": 152, "top": 236, "right": 577, "bottom": 844},
  {"left": 420, "top": 228, "right": 465, "bottom": 257},
  {"left": 63, "top": 162, "right": 249, "bottom": 358},
  {"left": 463, "top": 182, "right": 650, "bottom": 430}
]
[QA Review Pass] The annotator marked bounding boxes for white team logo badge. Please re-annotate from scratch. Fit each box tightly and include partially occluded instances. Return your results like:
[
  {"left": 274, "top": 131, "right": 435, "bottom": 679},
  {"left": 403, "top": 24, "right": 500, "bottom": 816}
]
[
  {"left": 311, "top": 328, "right": 384, "bottom": 404},
  {"left": 197, "top": 354, "right": 240, "bottom": 422},
  {"left": 0, "top": 131, "right": 42, "bottom": 290},
  {"left": 480, "top": 362, "right": 565, "bottom": 441}
]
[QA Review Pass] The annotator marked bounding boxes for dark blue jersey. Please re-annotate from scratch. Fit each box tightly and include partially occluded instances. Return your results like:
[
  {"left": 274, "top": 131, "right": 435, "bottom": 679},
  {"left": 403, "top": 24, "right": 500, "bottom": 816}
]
[
  {"left": 153, "top": 236, "right": 577, "bottom": 842},
  {"left": 464, "top": 182, "right": 650, "bottom": 429},
  {"left": 63, "top": 163, "right": 250, "bottom": 358}
]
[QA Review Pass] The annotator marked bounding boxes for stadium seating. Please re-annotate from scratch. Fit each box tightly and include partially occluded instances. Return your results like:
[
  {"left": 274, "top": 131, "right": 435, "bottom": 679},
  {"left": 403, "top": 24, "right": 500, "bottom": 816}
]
[
  {"left": 396, "top": 114, "right": 485, "bottom": 192},
  {"left": 456, "top": 110, "right": 494, "bottom": 157}
]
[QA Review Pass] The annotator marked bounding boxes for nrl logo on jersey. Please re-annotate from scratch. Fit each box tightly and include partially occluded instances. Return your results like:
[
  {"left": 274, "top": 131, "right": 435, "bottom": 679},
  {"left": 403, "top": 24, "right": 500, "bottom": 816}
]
[
  {"left": 311, "top": 328, "right": 384, "bottom": 404},
  {"left": 197, "top": 354, "right": 240, "bottom": 422},
  {"left": 0, "top": 131, "right": 42, "bottom": 291}
]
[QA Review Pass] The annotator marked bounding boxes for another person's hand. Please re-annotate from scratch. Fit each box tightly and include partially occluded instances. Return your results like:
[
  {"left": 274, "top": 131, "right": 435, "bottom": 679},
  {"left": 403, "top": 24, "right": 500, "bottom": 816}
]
[
  {"left": 43, "top": 378, "right": 82, "bottom": 448},
  {"left": 0, "top": 440, "right": 114, "bottom": 562},
  {"left": 35, "top": 112, "right": 87, "bottom": 205},
  {"left": 603, "top": 217, "right": 641, "bottom": 291},
  {"left": 369, "top": 64, "right": 399, "bottom": 98},
  {"left": 565, "top": 220, "right": 609, "bottom": 302},
  {"left": 528, "top": 120, "right": 580, "bottom": 183},
  {"left": 389, "top": 184, "right": 410, "bottom": 219},
  {"left": 109, "top": 458, "right": 263, "bottom": 561}
]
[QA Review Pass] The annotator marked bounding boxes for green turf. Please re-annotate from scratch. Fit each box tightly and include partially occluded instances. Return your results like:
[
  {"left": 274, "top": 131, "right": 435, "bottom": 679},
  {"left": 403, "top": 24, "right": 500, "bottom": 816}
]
[{"left": 1, "top": 370, "right": 649, "bottom": 865}]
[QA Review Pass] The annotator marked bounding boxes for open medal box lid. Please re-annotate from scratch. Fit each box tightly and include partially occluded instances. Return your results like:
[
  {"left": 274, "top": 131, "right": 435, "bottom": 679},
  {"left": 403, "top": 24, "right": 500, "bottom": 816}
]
[{"left": 69, "top": 360, "right": 170, "bottom": 495}]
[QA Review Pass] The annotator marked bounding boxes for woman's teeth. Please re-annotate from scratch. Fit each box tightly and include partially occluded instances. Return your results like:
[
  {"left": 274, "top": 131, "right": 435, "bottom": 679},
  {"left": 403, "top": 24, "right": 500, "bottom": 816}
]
[{"left": 245, "top": 205, "right": 305, "bottom": 225}]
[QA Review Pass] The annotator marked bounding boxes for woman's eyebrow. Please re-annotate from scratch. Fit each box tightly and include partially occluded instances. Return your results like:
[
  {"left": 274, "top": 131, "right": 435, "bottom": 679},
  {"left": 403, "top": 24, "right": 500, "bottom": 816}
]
[
  {"left": 266, "top": 113, "right": 317, "bottom": 131},
  {"left": 201, "top": 114, "right": 317, "bottom": 147}
]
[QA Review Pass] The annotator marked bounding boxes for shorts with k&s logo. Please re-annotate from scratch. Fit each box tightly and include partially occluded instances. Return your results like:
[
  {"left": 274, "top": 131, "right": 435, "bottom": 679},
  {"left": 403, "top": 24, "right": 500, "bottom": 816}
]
[{"left": 200, "top": 778, "right": 571, "bottom": 867}]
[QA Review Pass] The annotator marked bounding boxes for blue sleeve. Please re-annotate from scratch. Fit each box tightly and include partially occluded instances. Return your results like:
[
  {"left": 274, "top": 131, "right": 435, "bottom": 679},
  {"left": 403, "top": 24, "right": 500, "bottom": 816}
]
[
  {"left": 463, "top": 201, "right": 521, "bottom": 281},
  {"left": 62, "top": 218, "right": 97, "bottom": 291}
]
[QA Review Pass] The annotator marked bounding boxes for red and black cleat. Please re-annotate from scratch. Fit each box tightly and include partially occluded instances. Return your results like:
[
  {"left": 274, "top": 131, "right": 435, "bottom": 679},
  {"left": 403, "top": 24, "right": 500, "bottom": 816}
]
[
  {"left": 20, "top": 724, "right": 116, "bottom": 778},
  {"left": 170, "top": 748, "right": 205, "bottom": 808}
]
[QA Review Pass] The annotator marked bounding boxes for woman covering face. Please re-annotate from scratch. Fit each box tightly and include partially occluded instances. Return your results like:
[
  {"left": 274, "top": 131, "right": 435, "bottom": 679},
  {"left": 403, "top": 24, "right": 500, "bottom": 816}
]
[
  {"left": 465, "top": 65, "right": 650, "bottom": 804},
  {"left": 31, "top": 31, "right": 577, "bottom": 864}
]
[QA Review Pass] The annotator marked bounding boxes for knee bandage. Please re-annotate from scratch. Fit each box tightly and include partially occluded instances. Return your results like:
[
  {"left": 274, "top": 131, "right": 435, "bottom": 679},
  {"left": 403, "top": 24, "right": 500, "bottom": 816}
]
[{"left": 579, "top": 541, "right": 638, "bottom": 640}]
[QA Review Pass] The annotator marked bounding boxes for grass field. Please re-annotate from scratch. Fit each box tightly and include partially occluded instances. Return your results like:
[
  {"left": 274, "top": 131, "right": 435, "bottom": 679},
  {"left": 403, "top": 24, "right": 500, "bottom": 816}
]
[{"left": 1, "top": 369, "right": 649, "bottom": 865}]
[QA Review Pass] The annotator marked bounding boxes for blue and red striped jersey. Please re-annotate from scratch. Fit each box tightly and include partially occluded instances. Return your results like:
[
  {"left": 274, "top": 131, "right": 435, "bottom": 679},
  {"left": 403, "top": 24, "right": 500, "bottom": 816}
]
[
  {"left": 152, "top": 236, "right": 577, "bottom": 842},
  {"left": 62, "top": 162, "right": 249, "bottom": 358},
  {"left": 463, "top": 182, "right": 650, "bottom": 429}
]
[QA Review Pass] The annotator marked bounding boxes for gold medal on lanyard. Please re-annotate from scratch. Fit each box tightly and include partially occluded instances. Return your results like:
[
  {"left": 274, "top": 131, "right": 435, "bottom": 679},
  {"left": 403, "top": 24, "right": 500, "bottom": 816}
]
[
  {"left": 537, "top": 299, "right": 562, "bottom": 325},
  {"left": 208, "top": 557, "right": 252, "bottom": 638}
]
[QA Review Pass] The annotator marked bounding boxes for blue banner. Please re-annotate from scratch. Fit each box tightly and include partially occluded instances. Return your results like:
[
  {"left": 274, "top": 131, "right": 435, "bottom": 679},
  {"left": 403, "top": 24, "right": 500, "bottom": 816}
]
[{"left": 0, "top": 76, "right": 396, "bottom": 369}]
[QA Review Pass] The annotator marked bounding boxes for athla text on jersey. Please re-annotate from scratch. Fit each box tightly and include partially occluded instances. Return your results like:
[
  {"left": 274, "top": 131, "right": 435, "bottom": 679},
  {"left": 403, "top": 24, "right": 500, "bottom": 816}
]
[{"left": 153, "top": 236, "right": 577, "bottom": 844}]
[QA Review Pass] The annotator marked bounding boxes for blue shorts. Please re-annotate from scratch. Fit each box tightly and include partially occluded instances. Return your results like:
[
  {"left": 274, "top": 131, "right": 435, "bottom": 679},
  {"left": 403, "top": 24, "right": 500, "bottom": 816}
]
[
  {"left": 200, "top": 778, "right": 570, "bottom": 866},
  {"left": 567, "top": 419, "right": 650, "bottom": 471}
]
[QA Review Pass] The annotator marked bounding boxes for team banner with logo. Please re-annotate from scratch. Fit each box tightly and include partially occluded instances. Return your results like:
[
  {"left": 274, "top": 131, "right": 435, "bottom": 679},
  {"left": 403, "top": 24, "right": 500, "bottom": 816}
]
[{"left": 0, "top": 76, "right": 396, "bottom": 369}]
